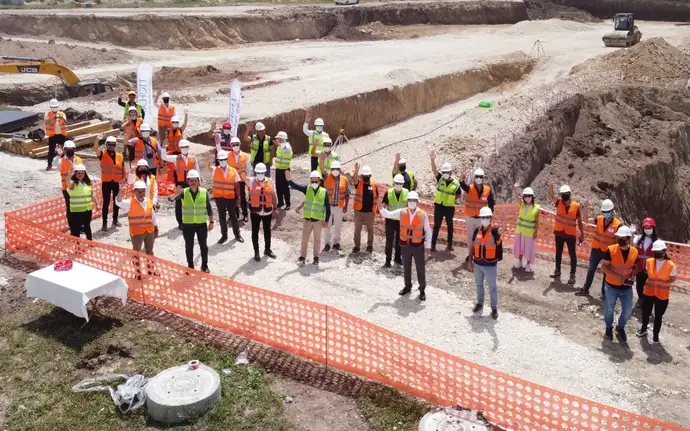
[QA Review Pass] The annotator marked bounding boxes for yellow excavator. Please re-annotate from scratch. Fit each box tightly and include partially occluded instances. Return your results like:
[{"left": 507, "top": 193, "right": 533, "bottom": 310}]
[
  {"left": 602, "top": 13, "right": 642, "bottom": 47},
  {"left": 0, "top": 56, "right": 112, "bottom": 97}
]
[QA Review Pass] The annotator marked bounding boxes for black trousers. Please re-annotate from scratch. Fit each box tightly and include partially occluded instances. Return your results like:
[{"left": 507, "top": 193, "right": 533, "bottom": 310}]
[
  {"left": 101, "top": 181, "right": 120, "bottom": 226},
  {"left": 183, "top": 223, "right": 208, "bottom": 268},
  {"left": 47, "top": 134, "right": 66, "bottom": 166},
  {"left": 310, "top": 156, "right": 318, "bottom": 172},
  {"left": 235, "top": 182, "right": 248, "bottom": 219},
  {"left": 62, "top": 190, "right": 72, "bottom": 225},
  {"left": 640, "top": 295, "right": 669, "bottom": 337},
  {"left": 69, "top": 210, "right": 92, "bottom": 240},
  {"left": 555, "top": 235, "right": 577, "bottom": 275},
  {"left": 215, "top": 198, "right": 240, "bottom": 237},
  {"left": 636, "top": 271, "right": 648, "bottom": 301},
  {"left": 174, "top": 181, "right": 189, "bottom": 226},
  {"left": 385, "top": 219, "right": 401, "bottom": 263},
  {"left": 402, "top": 245, "right": 426, "bottom": 291},
  {"left": 251, "top": 212, "right": 272, "bottom": 253},
  {"left": 275, "top": 168, "right": 291, "bottom": 207},
  {"left": 431, "top": 204, "right": 454, "bottom": 248}
]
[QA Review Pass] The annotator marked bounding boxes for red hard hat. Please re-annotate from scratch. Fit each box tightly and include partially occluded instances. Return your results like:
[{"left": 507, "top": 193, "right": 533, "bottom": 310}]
[
  {"left": 642, "top": 217, "right": 656, "bottom": 228},
  {"left": 222, "top": 121, "right": 231, "bottom": 129}
]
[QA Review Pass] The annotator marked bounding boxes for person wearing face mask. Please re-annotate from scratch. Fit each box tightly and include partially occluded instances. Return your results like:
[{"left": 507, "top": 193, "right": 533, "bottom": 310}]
[
  {"left": 272, "top": 131, "right": 292, "bottom": 210},
  {"left": 429, "top": 151, "right": 463, "bottom": 254},
  {"left": 123, "top": 106, "right": 144, "bottom": 141},
  {"left": 128, "top": 159, "right": 159, "bottom": 209},
  {"left": 633, "top": 217, "right": 659, "bottom": 308},
  {"left": 222, "top": 136, "right": 252, "bottom": 222},
  {"left": 94, "top": 134, "right": 125, "bottom": 231},
  {"left": 321, "top": 160, "right": 350, "bottom": 252},
  {"left": 381, "top": 174, "right": 408, "bottom": 268},
  {"left": 303, "top": 112, "right": 330, "bottom": 172},
  {"left": 163, "top": 140, "right": 200, "bottom": 230},
  {"left": 460, "top": 167, "right": 495, "bottom": 267},
  {"left": 352, "top": 163, "right": 379, "bottom": 253},
  {"left": 548, "top": 183, "right": 585, "bottom": 285},
  {"left": 576, "top": 199, "right": 622, "bottom": 297},
  {"left": 168, "top": 169, "right": 214, "bottom": 273},
  {"left": 210, "top": 120, "right": 234, "bottom": 164},
  {"left": 512, "top": 185, "right": 540, "bottom": 273},
  {"left": 472, "top": 207, "right": 503, "bottom": 319},
  {"left": 392, "top": 153, "right": 416, "bottom": 191},
  {"left": 600, "top": 225, "right": 638, "bottom": 342},
  {"left": 317, "top": 137, "right": 341, "bottom": 177},
  {"left": 209, "top": 150, "right": 244, "bottom": 244},
  {"left": 127, "top": 123, "right": 161, "bottom": 176},
  {"left": 243, "top": 121, "right": 272, "bottom": 170},
  {"left": 248, "top": 163, "right": 279, "bottom": 261},
  {"left": 164, "top": 113, "right": 188, "bottom": 156},
  {"left": 44, "top": 98, "right": 67, "bottom": 172},
  {"left": 66, "top": 164, "right": 96, "bottom": 241},
  {"left": 118, "top": 89, "right": 145, "bottom": 121},
  {"left": 155, "top": 90, "right": 176, "bottom": 141},
  {"left": 288, "top": 171, "right": 332, "bottom": 265},
  {"left": 116, "top": 180, "right": 159, "bottom": 255},
  {"left": 381, "top": 191, "right": 431, "bottom": 301},
  {"left": 57, "top": 140, "right": 83, "bottom": 225},
  {"left": 637, "top": 240, "right": 676, "bottom": 344}
]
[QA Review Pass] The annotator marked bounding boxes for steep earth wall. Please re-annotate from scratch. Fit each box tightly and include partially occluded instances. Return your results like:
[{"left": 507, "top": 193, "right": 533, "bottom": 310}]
[{"left": 553, "top": 0, "right": 690, "bottom": 21}]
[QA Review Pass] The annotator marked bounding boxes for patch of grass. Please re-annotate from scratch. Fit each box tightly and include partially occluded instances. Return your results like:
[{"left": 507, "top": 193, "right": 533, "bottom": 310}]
[
  {"left": 0, "top": 303, "right": 293, "bottom": 431},
  {"left": 358, "top": 386, "right": 431, "bottom": 431}
]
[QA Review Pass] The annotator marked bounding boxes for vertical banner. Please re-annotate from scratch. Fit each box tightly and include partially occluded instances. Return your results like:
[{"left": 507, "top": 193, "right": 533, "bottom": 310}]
[
  {"left": 136, "top": 62, "right": 154, "bottom": 126},
  {"left": 229, "top": 79, "right": 242, "bottom": 137}
]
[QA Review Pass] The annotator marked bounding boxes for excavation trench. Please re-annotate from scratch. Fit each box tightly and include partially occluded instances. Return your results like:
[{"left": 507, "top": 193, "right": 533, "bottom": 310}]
[
  {"left": 551, "top": 0, "right": 690, "bottom": 21},
  {"left": 486, "top": 85, "right": 690, "bottom": 243}
]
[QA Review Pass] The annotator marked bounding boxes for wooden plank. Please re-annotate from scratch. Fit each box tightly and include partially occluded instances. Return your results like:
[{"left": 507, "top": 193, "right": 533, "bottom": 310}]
[
  {"left": 65, "top": 120, "right": 96, "bottom": 131},
  {"left": 66, "top": 121, "right": 112, "bottom": 137},
  {"left": 29, "top": 129, "right": 120, "bottom": 158},
  {"left": 75, "top": 151, "right": 99, "bottom": 160}
]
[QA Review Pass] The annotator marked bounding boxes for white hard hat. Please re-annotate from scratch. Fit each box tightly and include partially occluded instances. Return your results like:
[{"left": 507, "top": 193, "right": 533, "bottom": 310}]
[
  {"left": 217, "top": 150, "right": 229, "bottom": 160},
  {"left": 73, "top": 164, "right": 86, "bottom": 171},
  {"left": 140, "top": 123, "right": 151, "bottom": 132},
  {"left": 323, "top": 137, "right": 333, "bottom": 145},
  {"left": 393, "top": 174, "right": 405, "bottom": 184},
  {"left": 171, "top": 116, "right": 180, "bottom": 123},
  {"left": 651, "top": 240, "right": 667, "bottom": 251},
  {"left": 522, "top": 187, "right": 534, "bottom": 196},
  {"left": 186, "top": 169, "right": 200, "bottom": 179},
  {"left": 407, "top": 191, "right": 419, "bottom": 200},
  {"left": 615, "top": 225, "right": 632, "bottom": 237},
  {"left": 440, "top": 162, "right": 452, "bottom": 172},
  {"left": 133, "top": 180, "right": 146, "bottom": 189},
  {"left": 474, "top": 168, "right": 485, "bottom": 177},
  {"left": 105, "top": 136, "right": 117, "bottom": 144},
  {"left": 601, "top": 199, "right": 614, "bottom": 212},
  {"left": 330, "top": 161, "right": 341, "bottom": 170},
  {"left": 49, "top": 98, "right": 59, "bottom": 108},
  {"left": 161, "top": 92, "right": 170, "bottom": 98},
  {"left": 128, "top": 106, "right": 138, "bottom": 112},
  {"left": 64, "top": 140, "right": 76, "bottom": 148},
  {"left": 254, "top": 163, "right": 267, "bottom": 174},
  {"left": 360, "top": 165, "right": 372, "bottom": 176},
  {"left": 479, "top": 207, "right": 493, "bottom": 217},
  {"left": 276, "top": 131, "right": 288, "bottom": 140},
  {"left": 314, "top": 118, "right": 324, "bottom": 126},
  {"left": 559, "top": 185, "right": 571, "bottom": 194},
  {"left": 310, "top": 170, "right": 322, "bottom": 180},
  {"left": 136, "top": 159, "right": 148, "bottom": 167},
  {"left": 179, "top": 139, "right": 190, "bottom": 148},
  {"left": 255, "top": 122, "right": 266, "bottom": 131},
  {"left": 231, "top": 136, "right": 241, "bottom": 144},
  {"left": 399, "top": 158, "right": 407, "bottom": 164}
]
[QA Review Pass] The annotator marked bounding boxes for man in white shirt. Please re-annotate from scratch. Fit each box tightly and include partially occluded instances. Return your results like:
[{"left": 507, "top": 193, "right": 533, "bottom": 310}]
[
  {"left": 116, "top": 180, "right": 159, "bottom": 255},
  {"left": 380, "top": 191, "right": 432, "bottom": 301}
]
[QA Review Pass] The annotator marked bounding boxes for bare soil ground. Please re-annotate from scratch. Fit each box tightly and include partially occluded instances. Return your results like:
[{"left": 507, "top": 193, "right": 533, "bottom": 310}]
[{"left": 0, "top": 37, "right": 137, "bottom": 69}]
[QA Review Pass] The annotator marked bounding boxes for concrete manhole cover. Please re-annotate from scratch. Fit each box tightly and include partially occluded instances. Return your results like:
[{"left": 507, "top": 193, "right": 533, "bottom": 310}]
[{"left": 419, "top": 407, "right": 490, "bottom": 431}]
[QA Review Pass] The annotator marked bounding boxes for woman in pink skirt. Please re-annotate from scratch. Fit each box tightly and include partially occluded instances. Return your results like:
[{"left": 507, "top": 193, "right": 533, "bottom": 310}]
[{"left": 513, "top": 184, "right": 540, "bottom": 272}]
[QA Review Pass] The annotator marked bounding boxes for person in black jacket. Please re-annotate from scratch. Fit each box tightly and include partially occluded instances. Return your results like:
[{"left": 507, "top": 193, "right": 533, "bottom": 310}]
[{"left": 472, "top": 207, "right": 503, "bottom": 319}]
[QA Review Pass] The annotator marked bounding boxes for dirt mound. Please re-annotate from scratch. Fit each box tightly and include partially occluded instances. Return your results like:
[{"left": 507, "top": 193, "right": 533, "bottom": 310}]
[
  {"left": 0, "top": 37, "right": 136, "bottom": 69},
  {"left": 524, "top": 0, "right": 599, "bottom": 22},
  {"left": 326, "top": 23, "right": 380, "bottom": 42},
  {"left": 63, "top": 108, "right": 105, "bottom": 123}
]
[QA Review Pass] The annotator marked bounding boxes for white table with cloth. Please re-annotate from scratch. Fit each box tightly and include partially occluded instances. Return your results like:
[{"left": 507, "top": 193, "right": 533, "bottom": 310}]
[{"left": 25, "top": 262, "right": 129, "bottom": 322}]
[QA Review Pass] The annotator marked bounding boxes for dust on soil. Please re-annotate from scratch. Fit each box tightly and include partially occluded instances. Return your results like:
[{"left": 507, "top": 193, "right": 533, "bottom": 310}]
[
  {"left": 524, "top": 0, "right": 600, "bottom": 23},
  {"left": 0, "top": 37, "right": 137, "bottom": 69}
]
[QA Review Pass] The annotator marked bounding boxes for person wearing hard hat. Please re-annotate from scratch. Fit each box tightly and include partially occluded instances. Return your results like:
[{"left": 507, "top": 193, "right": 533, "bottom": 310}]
[
  {"left": 247, "top": 163, "right": 279, "bottom": 261},
  {"left": 127, "top": 123, "right": 162, "bottom": 175},
  {"left": 272, "top": 131, "right": 292, "bottom": 210},
  {"left": 66, "top": 164, "right": 96, "bottom": 241},
  {"left": 155, "top": 90, "right": 176, "bottom": 141},
  {"left": 459, "top": 166, "right": 495, "bottom": 268},
  {"left": 380, "top": 191, "right": 431, "bottom": 301},
  {"left": 392, "top": 153, "right": 416, "bottom": 191},
  {"left": 219, "top": 136, "right": 252, "bottom": 222},
  {"left": 56, "top": 140, "right": 83, "bottom": 225},
  {"left": 317, "top": 137, "right": 341, "bottom": 177},
  {"left": 123, "top": 106, "right": 144, "bottom": 141},
  {"left": 209, "top": 150, "right": 244, "bottom": 244},
  {"left": 168, "top": 169, "right": 214, "bottom": 273},
  {"left": 164, "top": 112, "right": 188, "bottom": 155},
  {"left": 44, "top": 98, "right": 67, "bottom": 172},
  {"left": 128, "top": 159, "right": 159, "bottom": 209},
  {"left": 576, "top": 198, "right": 622, "bottom": 297},
  {"left": 381, "top": 174, "right": 408, "bottom": 267},
  {"left": 512, "top": 184, "right": 540, "bottom": 273},
  {"left": 429, "top": 151, "right": 463, "bottom": 254},
  {"left": 163, "top": 139, "right": 200, "bottom": 230},
  {"left": 637, "top": 240, "right": 676, "bottom": 344},
  {"left": 303, "top": 112, "right": 330, "bottom": 172},
  {"left": 321, "top": 160, "right": 350, "bottom": 252},
  {"left": 115, "top": 180, "right": 159, "bottom": 255},
  {"left": 118, "top": 89, "right": 145, "bottom": 121},
  {"left": 548, "top": 182, "right": 585, "bottom": 285},
  {"left": 210, "top": 120, "right": 234, "bottom": 164},
  {"left": 633, "top": 217, "right": 659, "bottom": 308},
  {"left": 352, "top": 162, "right": 379, "bottom": 253},
  {"left": 600, "top": 225, "right": 638, "bottom": 342},
  {"left": 243, "top": 121, "right": 272, "bottom": 170},
  {"left": 288, "top": 171, "right": 332, "bottom": 265},
  {"left": 94, "top": 134, "right": 125, "bottom": 231},
  {"left": 472, "top": 207, "right": 503, "bottom": 319}
]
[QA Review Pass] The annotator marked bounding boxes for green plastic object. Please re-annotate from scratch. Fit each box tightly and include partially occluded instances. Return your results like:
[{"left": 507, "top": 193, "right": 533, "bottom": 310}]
[{"left": 479, "top": 101, "right": 494, "bottom": 108}]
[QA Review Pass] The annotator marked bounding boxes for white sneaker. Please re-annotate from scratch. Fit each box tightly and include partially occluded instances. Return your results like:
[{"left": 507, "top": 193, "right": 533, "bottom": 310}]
[
  {"left": 525, "top": 264, "right": 532, "bottom": 273},
  {"left": 514, "top": 261, "right": 523, "bottom": 269}
]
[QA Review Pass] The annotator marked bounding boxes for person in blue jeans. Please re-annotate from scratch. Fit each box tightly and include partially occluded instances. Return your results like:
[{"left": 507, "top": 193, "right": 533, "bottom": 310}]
[
  {"left": 471, "top": 207, "right": 503, "bottom": 320},
  {"left": 600, "top": 225, "right": 638, "bottom": 342}
]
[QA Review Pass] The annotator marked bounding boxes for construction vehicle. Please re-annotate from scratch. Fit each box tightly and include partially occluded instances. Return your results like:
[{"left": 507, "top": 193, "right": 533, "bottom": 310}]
[
  {"left": 602, "top": 13, "right": 642, "bottom": 47},
  {"left": 0, "top": 56, "right": 112, "bottom": 97}
]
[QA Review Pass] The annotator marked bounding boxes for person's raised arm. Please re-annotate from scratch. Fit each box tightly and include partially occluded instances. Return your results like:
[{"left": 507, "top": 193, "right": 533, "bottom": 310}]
[
  {"left": 243, "top": 122, "right": 253, "bottom": 143},
  {"left": 430, "top": 150, "right": 438, "bottom": 177},
  {"left": 352, "top": 162, "right": 360, "bottom": 187},
  {"left": 93, "top": 134, "right": 103, "bottom": 156},
  {"left": 208, "top": 121, "right": 217, "bottom": 139},
  {"left": 548, "top": 180, "right": 558, "bottom": 206},
  {"left": 181, "top": 110, "right": 189, "bottom": 132},
  {"left": 513, "top": 183, "right": 521, "bottom": 203},
  {"left": 303, "top": 112, "right": 312, "bottom": 137},
  {"left": 392, "top": 153, "right": 400, "bottom": 177}
]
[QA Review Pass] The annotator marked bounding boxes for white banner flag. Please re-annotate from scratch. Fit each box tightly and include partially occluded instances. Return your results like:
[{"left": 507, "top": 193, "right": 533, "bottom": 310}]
[
  {"left": 136, "top": 62, "right": 154, "bottom": 127},
  {"left": 229, "top": 79, "right": 242, "bottom": 137}
]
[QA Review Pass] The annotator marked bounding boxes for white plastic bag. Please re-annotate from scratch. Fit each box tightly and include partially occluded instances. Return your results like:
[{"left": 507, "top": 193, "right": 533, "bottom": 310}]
[{"left": 72, "top": 374, "right": 148, "bottom": 413}]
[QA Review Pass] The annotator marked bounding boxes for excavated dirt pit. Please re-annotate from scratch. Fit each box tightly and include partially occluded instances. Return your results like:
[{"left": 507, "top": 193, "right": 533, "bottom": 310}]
[{"left": 0, "top": 37, "right": 137, "bottom": 69}]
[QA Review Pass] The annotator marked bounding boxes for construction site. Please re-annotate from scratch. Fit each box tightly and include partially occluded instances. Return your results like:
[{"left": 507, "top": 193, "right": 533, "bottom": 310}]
[{"left": 1, "top": 0, "right": 690, "bottom": 430}]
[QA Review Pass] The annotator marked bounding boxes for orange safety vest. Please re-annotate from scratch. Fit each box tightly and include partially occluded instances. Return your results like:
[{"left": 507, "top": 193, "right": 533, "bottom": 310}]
[
  {"left": 59, "top": 156, "right": 83, "bottom": 190},
  {"left": 134, "top": 137, "right": 160, "bottom": 167},
  {"left": 324, "top": 174, "right": 348, "bottom": 208},
  {"left": 353, "top": 180, "right": 379, "bottom": 214},
  {"left": 128, "top": 197, "right": 155, "bottom": 236},
  {"left": 158, "top": 104, "right": 175, "bottom": 128},
  {"left": 173, "top": 155, "right": 196, "bottom": 183},
  {"left": 463, "top": 184, "right": 491, "bottom": 217},
  {"left": 248, "top": 179, "right": 273, "bottom": 213},
  {"left": 124, "top": 118, "right": 143, "bottom": 139},
  {"left": 134, "top": 174, "right": 156, "bottom": 201},
  {"left": 605, "top": 244, "right": 638, "bottom": 286},
  {"left": 473, "top": 225, "right": 500, "bottom": 264},
  {"left": 644, "top": 258, "right": 675, "bottom": 301},
  {"left": 591, "top": 216, "right": 621, "bottom": 252},
  {"left": 99, "top": 152, "right": 124, "bottom": 183},
  {"left": 166, "top": 128, "right": 183, "bottom": 154},
  {"left": 399, "top": 208, "right": 427, "bottom": 244},
  {"left": 45, "top": 111, "right": 66, "bottom": 137},
  {"left": 228, "top": 151, "right": 248, "bottom": 183},
  {"left": 212, "top": 166, "right": 237, "bottom": 199},
  {"left": 554, "top": 200, "right": 580, "bottom": 236}
]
